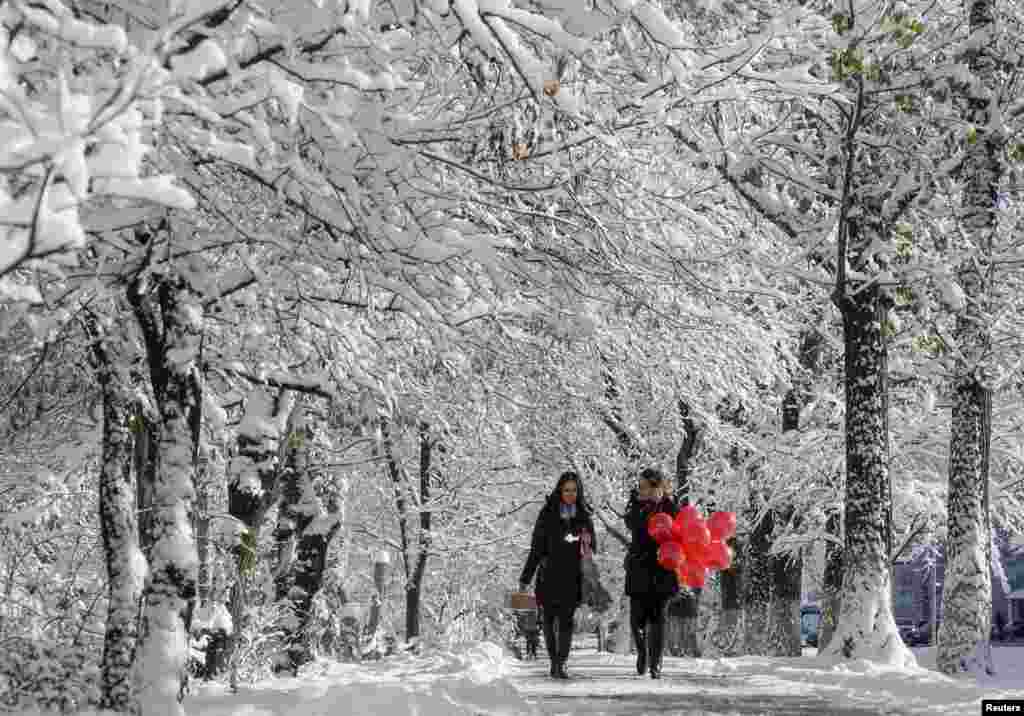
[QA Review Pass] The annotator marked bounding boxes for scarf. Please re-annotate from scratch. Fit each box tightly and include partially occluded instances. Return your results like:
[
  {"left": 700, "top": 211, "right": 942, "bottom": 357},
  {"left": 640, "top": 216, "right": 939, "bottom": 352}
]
[{"left": 560, "top": 503, "right": 577, "bottom": 521}]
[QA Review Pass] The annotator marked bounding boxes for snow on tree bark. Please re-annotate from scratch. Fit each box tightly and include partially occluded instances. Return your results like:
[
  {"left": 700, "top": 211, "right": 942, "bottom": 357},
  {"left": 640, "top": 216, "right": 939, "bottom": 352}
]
[
  {"left": 936, "top": 0, "right": 1001, "bottom": 678},
  {"left": 133, "top": 273, "right": 205, "bottom": 716},
  {"left": 274, "top": 405, "right": 341, "bottom": 674},
  {"left": 940, "top": 379, "right": 994, "bottom": 674},
  {"left": 743, "top": 487, "right": 773, "bottom": 656},
  {"left": 766, "top": 370, "right": 809, "bottom": 656},
  {"left": 406, "top": 422, "right": 435, "bottom": 641},
  {"left": 668, "top": 398, "right": 701, "bottom": 657},
  {"left": 89, "top": 315, "right": 145, "bottom": 713},
  {"left": 768, "top": 548, "right": 803, "bottom": 656},
  {"left": 818, "top": 505, "right": 843, "bottom": 650},
  {"left": 823, "top": 287, "right": 912, "bottom": 666},
  {"left": 225, "top": 385, "right": 292, "bottom": 679},
  {"left": 710, "top": 400, "right": 748, "bottom": 655},
  {"left": 713, "top": 540, "right": 744, "bottom": 656}
]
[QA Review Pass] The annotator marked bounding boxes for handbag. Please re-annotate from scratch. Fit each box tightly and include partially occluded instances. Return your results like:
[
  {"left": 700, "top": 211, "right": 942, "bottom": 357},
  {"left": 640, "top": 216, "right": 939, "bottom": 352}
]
[{"left": 580, "top": 531, "right": 613, "bottom": 613}]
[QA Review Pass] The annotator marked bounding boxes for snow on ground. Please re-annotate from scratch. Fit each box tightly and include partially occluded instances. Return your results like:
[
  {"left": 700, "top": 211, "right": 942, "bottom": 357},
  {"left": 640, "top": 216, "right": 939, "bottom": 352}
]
[
  {"left": 183, "top": 642, "right": 1024, "bottom": 716},
  {"left": 187, "top": 643, "right": 542, "bottom": 716}
]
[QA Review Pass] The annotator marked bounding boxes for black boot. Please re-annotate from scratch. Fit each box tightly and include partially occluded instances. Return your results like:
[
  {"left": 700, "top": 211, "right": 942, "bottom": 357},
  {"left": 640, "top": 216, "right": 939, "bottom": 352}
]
[
  {"left": 630, "top": 601, "right": 647, "bottom": 676},
  {"left": 556, "top": 617, "right": 573, "bottom": 677},
  {"left": 549, "top": 660, "right": 559, "bottom": 678},
  {"left": 555, "top": 662, "right": 569, "bottom": 679},
  {"left": 542, "top": 611, "right": 557, "bottom": 670},
  {"left": 649, "top": 617, "right": 664, "bottom": 679},
  {"left": 634, "top": 629, "right": 647, "bottom": 675}
]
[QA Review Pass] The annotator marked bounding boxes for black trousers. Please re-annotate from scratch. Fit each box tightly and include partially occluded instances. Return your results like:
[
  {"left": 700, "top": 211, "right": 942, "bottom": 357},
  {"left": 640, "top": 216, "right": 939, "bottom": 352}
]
[
  {"left": 541, "top": 603, "right": 576, "bottom": 665},
  {"left": 631, "top": 595, "right": 670, "bottom": 671}
]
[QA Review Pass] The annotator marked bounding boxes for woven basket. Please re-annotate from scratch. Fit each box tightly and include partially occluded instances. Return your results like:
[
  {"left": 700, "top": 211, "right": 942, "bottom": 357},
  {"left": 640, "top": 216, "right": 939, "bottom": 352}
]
[{"left": 507, "top": 591, "right": 537, "bottom": 611}]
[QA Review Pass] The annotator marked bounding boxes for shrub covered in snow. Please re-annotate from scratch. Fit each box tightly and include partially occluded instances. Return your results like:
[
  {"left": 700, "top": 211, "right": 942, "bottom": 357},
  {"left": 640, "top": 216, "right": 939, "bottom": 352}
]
[{"left": 0, "top": 639, "right": 98, "bottom": 712}]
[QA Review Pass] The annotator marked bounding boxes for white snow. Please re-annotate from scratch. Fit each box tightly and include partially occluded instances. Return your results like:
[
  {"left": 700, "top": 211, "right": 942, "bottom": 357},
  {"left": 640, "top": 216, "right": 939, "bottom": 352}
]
[
  {"left": 150, "top": 641, "right": 1024, "bottom": 716},
  {"left": 186, "top": 643, "right": 542, "bottom": 716}
]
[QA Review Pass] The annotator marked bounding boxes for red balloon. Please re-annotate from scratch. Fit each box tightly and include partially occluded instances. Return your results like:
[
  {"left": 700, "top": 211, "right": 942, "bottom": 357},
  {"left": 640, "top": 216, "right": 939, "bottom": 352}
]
[
  {"left": 676, "top": 504, "right": 701, "bottom": 531},
  {"left": 705, "top": 540, "right": 733, "bottom": 570},
  {"left": 648, "top": 512, "right": 674, "bottom": 543},
  {"left": 684, "top": 520, "right": 711, "bottom": 548},
  {"left": 686, "top": 563, "right": 707, "bottom": 588},
  {"left": 708, "top": 511, "right": 737, "bottom": 541},
  {"left": 686, "top": 541, "right": 709, "bottom": 567},
  {"left": 658, "top": 541, "right": 685, "bottom": 571}
]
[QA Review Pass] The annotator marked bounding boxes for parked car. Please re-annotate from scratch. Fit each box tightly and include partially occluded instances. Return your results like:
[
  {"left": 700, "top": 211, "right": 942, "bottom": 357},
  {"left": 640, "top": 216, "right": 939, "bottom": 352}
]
[
  {"left": 1010, "top": 621, "right": 1024, "bottom": 640},
  {"left": 907, "top": 620, "right": 942, "bottom": 646},
  {"left": 801, "top": 605, "right": 821, "bottom": 647},
  {"left": 896, "top": 619, "right": 917, "bottom": 645}
]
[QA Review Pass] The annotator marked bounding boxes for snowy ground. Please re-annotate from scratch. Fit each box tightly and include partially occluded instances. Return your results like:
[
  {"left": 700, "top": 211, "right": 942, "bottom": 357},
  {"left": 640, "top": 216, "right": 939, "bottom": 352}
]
[{"left": 186, "top": 642, "right": 1024, "bottom": 716}]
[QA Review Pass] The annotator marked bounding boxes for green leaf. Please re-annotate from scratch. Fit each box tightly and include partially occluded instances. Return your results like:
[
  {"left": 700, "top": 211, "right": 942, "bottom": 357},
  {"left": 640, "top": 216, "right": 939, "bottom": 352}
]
[
  {"left": 911, "top": 335, "right": 946, "bottom": 356},
  {"left": 966, "top": 126, "right": 978, "bottom": 145},
  {"left": 239, "top": 529, "right": 258, "bottom": 577},
  {"left": 831, "top": 13, "right": 851, "bottom": 34},
  {"left": 1008, "top": 144, "right": 1024, "bottom": 162}
]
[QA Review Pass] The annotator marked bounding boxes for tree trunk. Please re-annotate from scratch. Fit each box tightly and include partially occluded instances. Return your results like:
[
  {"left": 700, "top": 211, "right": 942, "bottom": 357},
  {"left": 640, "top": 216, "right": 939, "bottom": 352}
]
[
  {"left": 711, "top": 399, "right": 747, "bottom": 655},
  {"left": 274, "top": 405, "right": 342, "bottom": 674},
  {"left": 132, "top": 405, "right": 158, "bottom": 554},
  {"left": 224, "top": 387, "right": 292, "bottom": 679},
  {"left": 133, "top": 274, "right": 205, "bottom": 716},
  {"left": 768, "top": 550, "right": 803, "bottom": 656},
  {"left": 366, "top": 552, "right": 391, "bottom": 640},
  {"left": 818, "top": 509, "right": 844, "bottom": 650},
  {"left": 743, "top": 491, "right": 773, "bottom": 655},
  {"left": 406, "top": 423, "right": 434, "bottom": 642},
  {"left": 668, "top": 398, "right": 702, "bottom": 656},
  {"left": 713, "top": 540, "right": 743, "bottom": 655},
  {"left": 937, "top": 0, "right": 1000, "bottom": 677},
  {"left": 195, "top": 449, "right": 212, "bottom": 608},
  {"left": 90, "top": 317, "right": 144, "bottom": 714},
  {"left": 939, "top": 379, "right": 994, "bottom": 674},
  {"left": 766, "top": 387, "right": 804, "bottom": 656},
  {"left": 823, "top": 288, "right": 910, "bottom": 665}
]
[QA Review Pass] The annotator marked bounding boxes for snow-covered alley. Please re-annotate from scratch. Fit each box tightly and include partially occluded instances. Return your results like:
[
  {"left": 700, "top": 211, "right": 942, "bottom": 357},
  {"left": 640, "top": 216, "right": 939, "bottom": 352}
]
[{"left": 184, "top": 643, "right": 1024, "bottom": 716}]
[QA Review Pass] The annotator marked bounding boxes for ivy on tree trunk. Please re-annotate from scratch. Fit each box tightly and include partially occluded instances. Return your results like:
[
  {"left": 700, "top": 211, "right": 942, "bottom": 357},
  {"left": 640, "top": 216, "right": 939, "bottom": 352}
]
[
  {"left": 274, "top": 405, "right": 342, "bottom": 674},
  {"left": 130, "top": 270, "right": 205, "bottom": 716},
  {"left": 88, "top": 313, "right": 144, "bottom": 714}
]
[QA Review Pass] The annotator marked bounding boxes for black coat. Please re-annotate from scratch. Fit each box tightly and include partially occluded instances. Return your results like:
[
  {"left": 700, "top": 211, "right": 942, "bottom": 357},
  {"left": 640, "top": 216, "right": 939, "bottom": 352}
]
[
  {"left": 624, "top": 492, "right": 679, "bottom": 598},
  {"left": 519, "top": 496, "right": 596, "bottom": 609}
]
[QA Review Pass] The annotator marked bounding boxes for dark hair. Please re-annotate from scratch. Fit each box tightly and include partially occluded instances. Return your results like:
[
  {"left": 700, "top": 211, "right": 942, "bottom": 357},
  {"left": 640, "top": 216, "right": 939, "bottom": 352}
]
[
  {"left": 549, "top": 470, "right": 591, "bottom": 514},
  {"left": 638, "top": 467, "right": 667, "bottom": 487}
]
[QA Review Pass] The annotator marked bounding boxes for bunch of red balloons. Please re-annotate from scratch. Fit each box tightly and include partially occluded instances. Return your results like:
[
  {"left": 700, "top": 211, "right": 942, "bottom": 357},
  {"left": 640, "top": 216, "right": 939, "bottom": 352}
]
[{"left": 648, "top": 505, "right": 736, "bottom": 589}]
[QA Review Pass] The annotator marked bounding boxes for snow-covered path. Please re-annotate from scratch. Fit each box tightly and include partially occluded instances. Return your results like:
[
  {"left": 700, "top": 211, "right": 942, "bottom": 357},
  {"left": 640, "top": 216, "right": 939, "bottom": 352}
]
[
  {"left": 514, "top": 654, "right": 904, "bottom": 715},
  {"left": 185, "top": 643, "right": 1023, "bottom": 716},
  {"left": 512, "top": 648, "right": 1023, "bottom": 716}
]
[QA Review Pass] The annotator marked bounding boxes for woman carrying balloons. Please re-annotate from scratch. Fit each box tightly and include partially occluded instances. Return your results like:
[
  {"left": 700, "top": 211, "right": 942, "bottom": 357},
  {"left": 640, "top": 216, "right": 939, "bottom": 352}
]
[
  {"left": 624, "top": 467, "right": 678, "bottom": 679},
  {"left": 627, "top": 468, "right": 738, "bottom": 678},
  {"left": 519, "top": 470, "right": 597, "bottom": 680}
]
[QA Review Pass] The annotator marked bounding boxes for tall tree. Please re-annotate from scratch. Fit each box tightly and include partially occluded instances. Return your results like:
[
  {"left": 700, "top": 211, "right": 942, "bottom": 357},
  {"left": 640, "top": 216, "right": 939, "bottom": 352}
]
[
  {"left": 937, "top": 0, "right": 1004, "bottom": 675},
  {"left": 129, "top": 264, "right": 206, "bottom": 715},
  {"left": 668, "top": 398, "right": 702, "bottom": 657},
  {"left": 274, "top": 404, "right": 342, "bottom": 673},
  {"left": 86, "top": 310, "right": 144, "bottom": 713}
]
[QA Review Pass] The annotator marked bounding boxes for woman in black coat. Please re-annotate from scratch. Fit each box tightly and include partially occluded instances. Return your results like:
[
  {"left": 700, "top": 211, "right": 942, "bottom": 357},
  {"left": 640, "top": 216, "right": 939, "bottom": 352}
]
[
  {"left": 519, "top": 470, "right": 596, "bottom": 679},
  {"left": 624, "top": 467, "right": 678, "bottom": 679}
]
